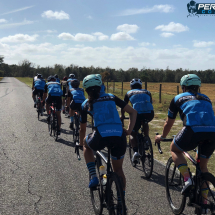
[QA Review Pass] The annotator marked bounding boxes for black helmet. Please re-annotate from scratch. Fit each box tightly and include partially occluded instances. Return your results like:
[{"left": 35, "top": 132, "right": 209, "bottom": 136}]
[
  {"left": 130, "top": 78, "right": 142, "bottom": 88},
  {"left": 54, "top": 74, "right": 58, "bottom": 78},
  {"left": 47, "top": 76, "right": 56, "bottom": 82},
  {"left": 71, "top": 79, "right": 80, "bottom": 88},
  {"left": 37, "top": 74, "right": 42, "bottom": 78}
]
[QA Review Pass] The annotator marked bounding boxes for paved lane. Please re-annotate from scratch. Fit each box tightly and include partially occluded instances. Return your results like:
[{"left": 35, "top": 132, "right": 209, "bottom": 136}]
[{"left": 0, "top": 77, "right": 193, "bottom": 214}]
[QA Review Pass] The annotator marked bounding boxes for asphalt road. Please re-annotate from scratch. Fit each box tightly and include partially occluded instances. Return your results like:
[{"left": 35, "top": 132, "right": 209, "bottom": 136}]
[{"left": 0, "top": 77, "right": 193, "bottom": 215}]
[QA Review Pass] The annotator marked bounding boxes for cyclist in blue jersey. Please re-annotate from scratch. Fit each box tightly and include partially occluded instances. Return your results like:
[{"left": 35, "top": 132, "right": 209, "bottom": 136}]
[
  {"left": 80, "top": 74, "right": 137, "bottom": 194},
  {"left": 67, "top": 73, "right": 76, "bottom": 90},
  {"left": 67, "top": 79, "right": 86, "bottom": 130},
  {"left": 155, "top": 74, "right": 215, "bottom": 201},
  {"left": 121, "top": 78, "right": 154, "bottom": 163},
  {"left": 43, "top": 76, "right": 63, "bottom": 135},
  {"left": 32, "top": 74, "right": 46, "bottom": 108},
  {"left": 54, "top": 74, "right": 60, "bottom": 83}
]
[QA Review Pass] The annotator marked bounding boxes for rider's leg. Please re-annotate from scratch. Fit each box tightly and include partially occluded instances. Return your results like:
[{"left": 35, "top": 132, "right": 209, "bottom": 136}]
[
  {"left": 130, "top": 133, "right": 138, "bottom": 152},
  {"left": 56, "top": 111, "right": 61, "bottom": 129},
  {"left": 46, "top": 102, "right": 49, "bottom": 115},
  {"left": 142, "top": 122, "right": 149, "bottom": 136}
]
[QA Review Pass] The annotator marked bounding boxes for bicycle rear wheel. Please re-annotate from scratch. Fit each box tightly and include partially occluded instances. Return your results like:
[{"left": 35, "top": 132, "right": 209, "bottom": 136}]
[
  {"left": 165, "top": 157, "right": 186, "bottom": 214},
  {"left": 140, "top": 136, "right": 153, "bottom": 179},
  {"left": 195, "top": 172, "right": 215, "bottom": 215},
  {"left": 108, "top": 172, "right": 126, "bottom": 215},
  {"left": 48, "top": 114, "right": 53, "bottom": 136},
  {"left": 53, "top": 114, "right": 58, "bottom": 141},
  {"left": 90, "top": 155, "right": 103, "bottom": 215}
]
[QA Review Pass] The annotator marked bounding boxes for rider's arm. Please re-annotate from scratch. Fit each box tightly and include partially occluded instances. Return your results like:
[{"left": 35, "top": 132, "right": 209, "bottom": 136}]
[
  {"left": 80, "top": 103, "right": 88, "bottom": 145},
  {"left": 32, "top": 79, "right": 34, "bottom": 90},
  {"left": 161, "top": 117, "right": 175, "bottom": 138},
  {"left": 121, "top": 94, "right": 129, "bottom": 119},
  {"left": 43, "top": 85, "right": 48, "bottom": 101}
]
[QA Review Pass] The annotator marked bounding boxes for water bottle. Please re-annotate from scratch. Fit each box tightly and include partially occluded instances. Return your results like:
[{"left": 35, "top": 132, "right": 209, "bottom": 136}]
[
  {"left": 102, "top": 174, "right": 107, "bottom": 185},
  {"left": 99, "top": 165, "right": 106, "bottom": 175}
]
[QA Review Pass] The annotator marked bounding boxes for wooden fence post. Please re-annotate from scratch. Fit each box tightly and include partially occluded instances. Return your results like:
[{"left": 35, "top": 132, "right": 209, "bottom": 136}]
[
  {"left": 113, "top": 81, "right": 115, "bottom": 93},
  {"left": 145, "top": 81, "right": 147, "bottom": 90},
  {"left": 121, "top": 81, "right": 123, "bottom": 96},
  {"left": 159, "top": 84, "right": 162, "bottom": 103},
  {"left": 177, "top": 86, "right": 179, "bottom": 95}
]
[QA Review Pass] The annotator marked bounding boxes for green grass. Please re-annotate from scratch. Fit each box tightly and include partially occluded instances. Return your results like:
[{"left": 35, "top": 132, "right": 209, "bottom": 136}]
[
  {"left": 17, "top": 78, "right": 215, "bottom": 175},
  {"left": 0, "top": 77, "right": 3, "bottom": 81}
]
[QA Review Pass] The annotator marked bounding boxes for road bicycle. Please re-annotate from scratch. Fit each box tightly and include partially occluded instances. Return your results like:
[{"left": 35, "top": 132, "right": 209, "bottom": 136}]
[
  {"left": 73, "top": 111, "right": 82, "bottom": 160},
  {"left": 122, "top": 117, "right": 154, "bottom": 179},
  {"left": 90, "top": 147, "right": 126, "bottom": 215},
  {"left": 36, "top": 94, "right": 43, "bottom": 120},
  {"left": 48, "top": 102, "right": 59, "bottom": 141},
  {"left": 155, "top": 133, "right": 215, "bottom": 215}
]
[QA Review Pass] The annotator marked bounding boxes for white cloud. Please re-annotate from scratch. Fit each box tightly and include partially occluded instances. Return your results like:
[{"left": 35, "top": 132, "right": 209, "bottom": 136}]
[
  {"left": 0, "top": 19, "right": 34, "bottom": 29},
  {"left": 93, "top": 32, "right": 109, "bottom": 41},
  {"left": 193, "top": 40, "right": 215, "bottom": 48},
  {"left": 0, "top": 19, "right": 7, "bottom": 23},
  {"left": 160, "top": 32, "right": 174, "bottom": 38},
  {"left": 110, "top": 32, "right": 135, "bottom": 41},
  {"left": 87, "top": 15, "right": 93, "bottom": 19},
  {"left": 0, "top": 34, "right": 39, "bottom": 43},
  {"left": 1, "top": 5, "right": 34, "bottom": 15},
  {"left": 116, "top": 24, "right": 139, "bottom": 34},
  {"left": 46, "top": 30, "right": 57, "bottom": 33},
  {"left": 155, "top": 22, "right": 189, "bottom": 32},
  {"left": 1, "top": 42, "right": 215, "bottom": 70},
  {"left": 117, "top": 4, "right": 174, "bottom": 16},
  {"left": 173, "top": 44, "right": 182, "bottom": 48},
  {"left": 139, "top": 42, "right": 156, "bottom": 46},
  {"left": 75, "top": 44, "right": 85, "bottom": 48},
  {"left": 41, "top": 10, "right": 69, "bottom": 20},
  {"left": 58, "top": 33, "right": 96, "bottom": 41}
]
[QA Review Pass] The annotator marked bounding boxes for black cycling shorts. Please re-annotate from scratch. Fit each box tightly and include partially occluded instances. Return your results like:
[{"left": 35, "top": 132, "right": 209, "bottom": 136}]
[
  {"left": 70, "top": 100, "right": 82, "bottom": 112},
  {"left": 46, "top": 95, "right": 62, "bottom": 111},
  {"left": 33, "top": 88, "right": 44, "bottom": 98},
  {"left": 174, "top": 126, "right": 215, "bottom": 158},
  {"left": 133, "top": 111, "right": 154, "bottom": 132},
  {"left": 86, "top": 129, "right": 127, "bottom": 160}
]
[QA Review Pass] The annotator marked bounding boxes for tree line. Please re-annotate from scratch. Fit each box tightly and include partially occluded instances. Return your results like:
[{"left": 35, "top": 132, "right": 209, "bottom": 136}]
[{"left": 0, "top": 56, "right": 214, "bottom": 83}]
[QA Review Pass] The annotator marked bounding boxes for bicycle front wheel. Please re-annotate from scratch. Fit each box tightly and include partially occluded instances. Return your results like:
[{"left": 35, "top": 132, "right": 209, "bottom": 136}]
[
  {"left": 108, "top": 172, "right": 126, "bottom": 215},
  {"left": 165, "top": 157, "right": 186, "bottom": 214},
  {"left": 140, "top": 136, "right": 153, "bottom": 179},
  {"left": 90, "top": 156, "right": 103, "bottom": 215},
  {"left": 195, "top": 172, "right": 215, "bottom": 215}
]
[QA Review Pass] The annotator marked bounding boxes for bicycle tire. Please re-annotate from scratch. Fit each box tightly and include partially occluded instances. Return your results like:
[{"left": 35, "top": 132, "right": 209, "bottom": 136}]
[
  {"left": 108, "top": 172, "right": 126, "bottom": 215},
  {"left": 165, "top": 157, "right": 186, "bottom": 214},
  {"left": 48, "top": 114, "right": 53, "bottom": 136},
  {"left": 90, "top": 155, "right": 103, "bottom": 215},
  {"left": 128, "top": 138, "right": 136, "bottom": 167},
  {"left": 195, "top": 172, "right": 215, "bottom": 215},
  {"left": 140, "top": 136, "right": 153, "bottom": 179},
  {"left": 53, "top": 114, "right": 58, "bottom": 141}
]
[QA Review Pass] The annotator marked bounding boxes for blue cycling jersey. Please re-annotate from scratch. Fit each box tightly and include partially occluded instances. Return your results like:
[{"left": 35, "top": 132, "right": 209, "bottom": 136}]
[
  {"left": 55, "top": 78, "right": 60, "bottom": 83},
  {"left": 34, "top": 78, "right": 46, "bottom": 91},
  {"left": 168, "top": 92, "right": 215, "bottom": 132},
  {"left": 81, "top": 93, "right": 124, "bottom": 137},
  {"left": 46, "top": 82, "right": 63, "bottom": 97},
  {"left": 69, "top": 88, "right": 86, "bottom": 103},
  {"left": 125, "top": 89, "right": 153, "bottom": 114},
  {"left": 67, "top": 78, "right": 75, "bottom": 90}
]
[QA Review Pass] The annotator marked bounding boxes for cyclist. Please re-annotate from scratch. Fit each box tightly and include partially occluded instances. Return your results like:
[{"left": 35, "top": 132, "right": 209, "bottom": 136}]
[
  {"left": 43, "top": 76, "right": 63, "bottom": 135},
  {"left": 54, "top": 74, "right": 60, "bottom": 83},
  {"left": 61, "top": 76, "right": 68, "bottom": 113},
  {"left": 32, "top": 74, "right": 46, "bottom": 108},
  {"left": 67, "top": 73, "right": 76, "bottom": 90},
  {"left": 155, "top": 74, "right": 215, "bottom": 206},
  {"left": 80, "top": 74, "right": 137, "bottom": 198},
  {"left": 67, "top": 79, "right": 85, "bottom": 129},
  {"left": 121, "top": 78, "right": 154, "bottom": 163}
]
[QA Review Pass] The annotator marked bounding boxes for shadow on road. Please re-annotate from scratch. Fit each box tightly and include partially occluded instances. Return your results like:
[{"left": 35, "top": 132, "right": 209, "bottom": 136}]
[{"left": 0, "top": 82, "right": 8, "bottom": 84}]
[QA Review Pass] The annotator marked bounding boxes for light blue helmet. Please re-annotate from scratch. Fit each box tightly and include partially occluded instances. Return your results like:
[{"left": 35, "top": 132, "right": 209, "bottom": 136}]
[
  {"left": 83, "top": 74, "right": 102, "bottom": 89},
  {"left": 180, "top": 74, "right": 201, "bottom": 87}
]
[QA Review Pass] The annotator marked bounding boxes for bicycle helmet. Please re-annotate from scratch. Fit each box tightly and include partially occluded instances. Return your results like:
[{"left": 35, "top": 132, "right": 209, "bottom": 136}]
[
  {"left": 69, "top": 74, "right": 75, "bottom": 79},
  {"left": 130, "top": 78, "right": 142, "bottom": 88},
  {"left": 37, "top": 74, "right": 42, "bottom": 78},
  {"left": 83, "top": 74, "right": 102, "bottom": 89},
  {"left": 180, "top": 74, "right": 201, "bottom": 87},
  {"left": 47, "top": 76, "right": 56, "bottom": 82},
  {"left": 54, "top": 74, "right": 58, "bottom": 78},
  {"left": 63, "top": 76, "right": 68, "bottom": 81},
  {"left": 71, "top": 79, "right": 80, "bottom": 88}
]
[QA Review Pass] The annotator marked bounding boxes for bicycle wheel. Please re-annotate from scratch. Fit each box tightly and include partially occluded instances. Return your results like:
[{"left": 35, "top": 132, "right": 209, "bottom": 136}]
[
  {"left": 90, "top": 155, "right": 103, "bottom": 215},
  {"left": 53, "top": 114, "right": 58, "bottom": 141},
  {"left": 140, "top": 136, "right": 153, "bottom": 179},
  {"left": 37, "top": 104, "right": 40, "bottom": 120},
  {"left": 128, "top": 138, "right": 136, "bottom": 167},
  {"left": 165, "top": 157, "right": 186, "bottom": 214},
  {"left": 195, "top": 172, "right": 215, "bottom": 215},
  {"left": 108, "top": 172, "right": 126, "bottom": 215},
  {"left": 48, "top": 114, "right": 53, "bottom": 136}
]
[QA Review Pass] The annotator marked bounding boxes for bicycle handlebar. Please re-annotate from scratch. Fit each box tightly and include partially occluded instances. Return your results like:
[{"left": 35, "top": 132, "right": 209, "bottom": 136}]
[{"left": 155, "top": 133, "right": 173, "bottom": 154}]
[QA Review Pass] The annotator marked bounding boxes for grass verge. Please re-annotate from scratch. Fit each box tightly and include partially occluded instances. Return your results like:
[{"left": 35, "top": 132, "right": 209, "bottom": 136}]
[
  {"left": 16, "top": 77, "right": 32, "bottom": 88},
  {"left": 0, "top": 77, "right": 3, "bottom": 81}
]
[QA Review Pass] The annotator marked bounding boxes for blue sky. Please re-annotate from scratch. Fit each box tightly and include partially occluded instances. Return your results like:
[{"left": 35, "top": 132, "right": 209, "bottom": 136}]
[{"left": 0, "top": 0, "right": 214, "bottom": 70}]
